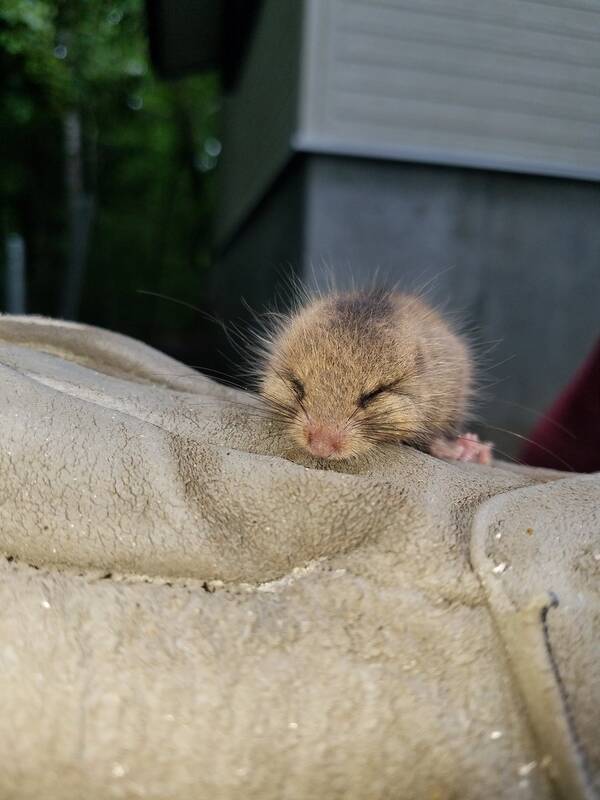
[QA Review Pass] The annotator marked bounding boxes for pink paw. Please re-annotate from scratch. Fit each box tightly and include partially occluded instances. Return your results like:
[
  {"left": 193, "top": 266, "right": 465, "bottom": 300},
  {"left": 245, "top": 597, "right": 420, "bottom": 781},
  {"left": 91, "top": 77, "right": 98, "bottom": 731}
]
[{"left": 430, "top": 432, "right": 493, "bottom": 465}]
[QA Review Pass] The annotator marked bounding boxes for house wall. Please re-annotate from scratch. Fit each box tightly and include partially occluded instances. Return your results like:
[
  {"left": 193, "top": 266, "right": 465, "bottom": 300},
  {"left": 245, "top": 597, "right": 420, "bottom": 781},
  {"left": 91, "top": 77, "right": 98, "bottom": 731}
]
[
  {"left": 217, "top": 0, "right": 303, "bottom": 244},
  {"left": 219, "top": 0, "right": 600, "bottom": 243},
  {"left": 298, "top": 0, "right": 600, "bottom": 181}
]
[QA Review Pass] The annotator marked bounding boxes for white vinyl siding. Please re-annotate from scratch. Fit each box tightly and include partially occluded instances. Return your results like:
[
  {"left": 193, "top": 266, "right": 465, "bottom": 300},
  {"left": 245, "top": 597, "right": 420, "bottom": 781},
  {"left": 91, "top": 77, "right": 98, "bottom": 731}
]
[{"left": 298, "top": 0, "right": 600, "bottom": 180}]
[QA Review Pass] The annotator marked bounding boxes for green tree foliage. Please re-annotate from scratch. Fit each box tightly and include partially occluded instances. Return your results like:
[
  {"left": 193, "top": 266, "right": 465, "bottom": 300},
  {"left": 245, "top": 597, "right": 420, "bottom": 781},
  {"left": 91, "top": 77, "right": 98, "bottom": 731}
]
[{"left": 1, "top": 0, "right": 218, "bottom": 350}]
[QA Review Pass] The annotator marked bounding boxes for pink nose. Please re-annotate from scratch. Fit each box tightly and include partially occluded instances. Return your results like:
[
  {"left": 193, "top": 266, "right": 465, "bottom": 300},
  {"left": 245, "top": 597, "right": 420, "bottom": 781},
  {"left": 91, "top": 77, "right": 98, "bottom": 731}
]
[{"left": 305, "top": 424, "right": 345, "bottom": 458}]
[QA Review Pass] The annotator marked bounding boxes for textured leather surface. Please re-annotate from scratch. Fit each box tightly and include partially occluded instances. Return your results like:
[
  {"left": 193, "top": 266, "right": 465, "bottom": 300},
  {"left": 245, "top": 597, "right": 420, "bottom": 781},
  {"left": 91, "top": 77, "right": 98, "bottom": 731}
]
[{"left": 0, "top": 315, "right": 597, "bottom": 800}]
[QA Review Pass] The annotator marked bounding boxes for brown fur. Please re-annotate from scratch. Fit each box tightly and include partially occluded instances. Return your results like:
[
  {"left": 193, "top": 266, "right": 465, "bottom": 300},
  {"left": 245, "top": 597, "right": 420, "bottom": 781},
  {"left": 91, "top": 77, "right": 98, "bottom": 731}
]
[{"left": 258, "top": 290, "right": 473, "bottom": 461}]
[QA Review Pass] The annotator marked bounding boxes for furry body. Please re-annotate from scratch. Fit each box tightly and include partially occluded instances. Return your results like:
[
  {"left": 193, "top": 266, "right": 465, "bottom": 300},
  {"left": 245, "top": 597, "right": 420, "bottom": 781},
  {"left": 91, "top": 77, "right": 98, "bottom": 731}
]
[{"left": 257, "top": 290, "right": 487, "bottom": 462}]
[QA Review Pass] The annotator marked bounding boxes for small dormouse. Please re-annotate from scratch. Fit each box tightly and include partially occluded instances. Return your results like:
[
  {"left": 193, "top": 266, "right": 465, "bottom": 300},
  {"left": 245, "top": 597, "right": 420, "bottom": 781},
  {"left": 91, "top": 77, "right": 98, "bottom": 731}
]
[{"left": 257, "top": 289, "right": 492, "bottom": 464}]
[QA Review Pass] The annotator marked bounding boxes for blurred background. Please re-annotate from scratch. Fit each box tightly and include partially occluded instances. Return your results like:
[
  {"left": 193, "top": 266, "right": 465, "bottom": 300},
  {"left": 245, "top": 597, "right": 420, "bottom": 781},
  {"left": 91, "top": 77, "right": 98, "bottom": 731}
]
[
  {"left": 1, "top": 0, "right": 599, "bottom": 460},
  {"left": 1, "top": 0, "right": 218, "bottom": 362}
]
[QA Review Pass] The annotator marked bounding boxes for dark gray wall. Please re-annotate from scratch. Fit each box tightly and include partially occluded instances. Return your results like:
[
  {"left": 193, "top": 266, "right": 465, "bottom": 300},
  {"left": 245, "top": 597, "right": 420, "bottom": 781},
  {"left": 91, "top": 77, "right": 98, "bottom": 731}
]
[
  {"left": 217, "top": 0, "right": 302, "bottom": 244},
  {"left": 216, "top": 154, "right": 600, "bottom": 459},
  {"left": 211, "top": 160, "right": 307, "bottom": 377}
]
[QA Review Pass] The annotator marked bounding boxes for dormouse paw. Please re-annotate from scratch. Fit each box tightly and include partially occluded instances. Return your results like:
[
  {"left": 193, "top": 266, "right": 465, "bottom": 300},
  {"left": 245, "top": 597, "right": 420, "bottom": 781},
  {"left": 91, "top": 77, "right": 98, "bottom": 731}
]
[{"left": 430, "top": 433, "right": 493, "bottom": 465}]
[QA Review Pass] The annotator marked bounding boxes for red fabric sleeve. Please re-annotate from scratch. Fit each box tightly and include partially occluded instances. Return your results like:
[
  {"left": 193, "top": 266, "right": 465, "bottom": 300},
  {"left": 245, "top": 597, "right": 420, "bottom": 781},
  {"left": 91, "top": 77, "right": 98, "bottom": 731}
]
[{"left": 520, "top": 338, "right": 600, "bottom": 473}]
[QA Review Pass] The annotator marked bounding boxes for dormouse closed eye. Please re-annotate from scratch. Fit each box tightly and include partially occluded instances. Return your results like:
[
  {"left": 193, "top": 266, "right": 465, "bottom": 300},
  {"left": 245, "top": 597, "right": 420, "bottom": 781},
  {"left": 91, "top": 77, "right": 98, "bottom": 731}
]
[
  {"left": 287, "top": 374, "right": 305, "bottom": 401},
  {"left": 358, "top": 380, "right": 403, "bottom": 408}
]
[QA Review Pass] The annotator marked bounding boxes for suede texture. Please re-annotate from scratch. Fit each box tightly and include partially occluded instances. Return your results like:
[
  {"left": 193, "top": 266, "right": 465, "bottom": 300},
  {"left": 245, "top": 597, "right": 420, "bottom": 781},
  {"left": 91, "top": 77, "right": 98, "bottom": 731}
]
[{"left": 0, "top": 315, "right": 597, "bottom": 800}]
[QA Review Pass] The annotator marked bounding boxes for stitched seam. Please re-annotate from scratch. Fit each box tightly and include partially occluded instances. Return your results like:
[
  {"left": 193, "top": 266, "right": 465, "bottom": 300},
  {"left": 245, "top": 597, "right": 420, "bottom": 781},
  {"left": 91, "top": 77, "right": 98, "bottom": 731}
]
[{"left": 541, "top": 592, "right": 596, "bottom": 798}]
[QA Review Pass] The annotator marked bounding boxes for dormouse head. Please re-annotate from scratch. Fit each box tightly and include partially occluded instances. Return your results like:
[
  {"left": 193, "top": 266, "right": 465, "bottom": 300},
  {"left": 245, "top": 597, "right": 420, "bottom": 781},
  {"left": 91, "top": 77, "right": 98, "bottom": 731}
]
[{"left": 257, "top": 292, "right": 427, "bottom": 460}]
